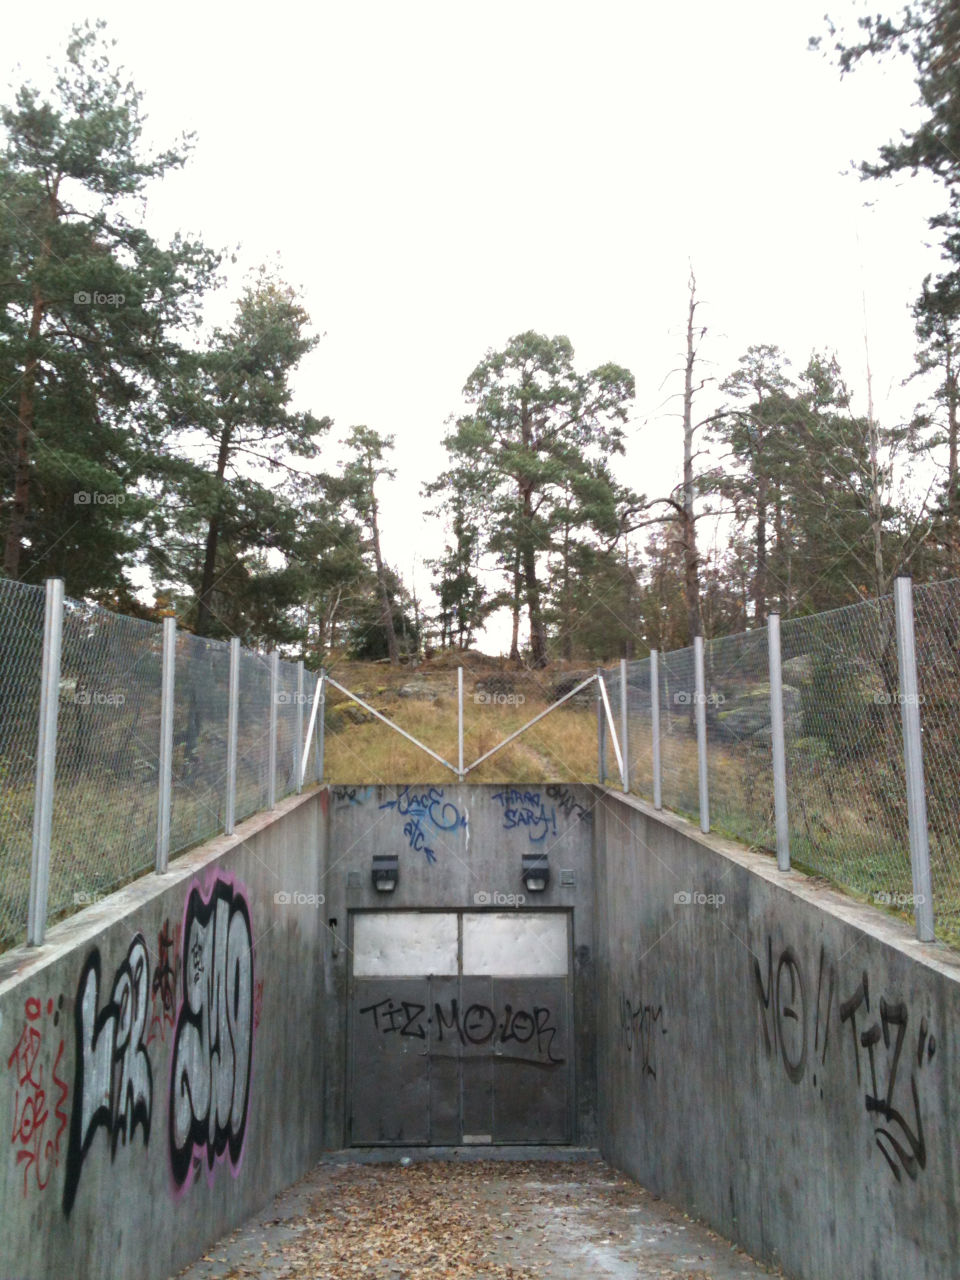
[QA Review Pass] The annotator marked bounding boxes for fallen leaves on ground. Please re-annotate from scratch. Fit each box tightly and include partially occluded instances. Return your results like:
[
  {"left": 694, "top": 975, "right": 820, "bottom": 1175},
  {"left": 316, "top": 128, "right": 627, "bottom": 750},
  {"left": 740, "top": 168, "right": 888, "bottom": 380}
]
[{"left": 267, "top": 1161, "right": 548, "bottom": 1280}]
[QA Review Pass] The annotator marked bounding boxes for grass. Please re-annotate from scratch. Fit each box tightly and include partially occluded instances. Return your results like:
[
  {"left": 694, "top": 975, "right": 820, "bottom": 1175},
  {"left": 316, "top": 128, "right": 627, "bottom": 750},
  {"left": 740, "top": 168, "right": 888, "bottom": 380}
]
[{"left": 323, "top": 664, "right": 599, "bottom": 786}]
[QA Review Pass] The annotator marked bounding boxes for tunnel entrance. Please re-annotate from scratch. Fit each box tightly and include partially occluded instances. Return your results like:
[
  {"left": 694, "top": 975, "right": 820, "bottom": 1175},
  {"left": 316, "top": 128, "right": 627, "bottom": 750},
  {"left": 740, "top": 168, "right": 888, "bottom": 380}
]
[{"left": 347, "top": 909, "right": 573, "bottom": 1144}]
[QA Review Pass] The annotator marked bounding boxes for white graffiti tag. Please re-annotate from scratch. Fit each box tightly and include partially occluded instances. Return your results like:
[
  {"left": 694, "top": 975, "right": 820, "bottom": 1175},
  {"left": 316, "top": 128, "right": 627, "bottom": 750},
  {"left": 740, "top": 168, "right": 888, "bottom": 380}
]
[{"left": 63, "top": 936, "right": 152, "bottom": 1215}]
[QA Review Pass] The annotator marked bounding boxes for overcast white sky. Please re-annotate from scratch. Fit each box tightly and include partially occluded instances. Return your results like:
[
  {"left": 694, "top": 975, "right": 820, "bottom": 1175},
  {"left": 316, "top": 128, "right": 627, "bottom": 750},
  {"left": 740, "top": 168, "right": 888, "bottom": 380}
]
[{"left": 5, "top": 1, "right": 946, "bottom": 646}]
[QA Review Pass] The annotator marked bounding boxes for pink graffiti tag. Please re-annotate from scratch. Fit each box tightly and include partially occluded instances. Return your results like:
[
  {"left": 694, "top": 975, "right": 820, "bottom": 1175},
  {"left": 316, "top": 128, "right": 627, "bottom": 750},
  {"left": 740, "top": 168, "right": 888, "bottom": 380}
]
[{"left": 7, "top": 996, "right": 68, "bottom": 1194}]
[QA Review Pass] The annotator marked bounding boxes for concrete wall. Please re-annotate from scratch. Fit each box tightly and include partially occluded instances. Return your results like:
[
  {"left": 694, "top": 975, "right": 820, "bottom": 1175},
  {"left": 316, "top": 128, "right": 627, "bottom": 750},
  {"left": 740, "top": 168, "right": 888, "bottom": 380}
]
[
  {"left": 594, "top": 790, "right": 960, "bottom": 1280},
  {"left": 0, "top": 789, "right": 327, "bottom": 1280},
  {"left": 13, "top": 773, "right": 950, "bottom": 1280},
  {"left": 319, "top": 783, "right": 597, "bottom": 1148}
]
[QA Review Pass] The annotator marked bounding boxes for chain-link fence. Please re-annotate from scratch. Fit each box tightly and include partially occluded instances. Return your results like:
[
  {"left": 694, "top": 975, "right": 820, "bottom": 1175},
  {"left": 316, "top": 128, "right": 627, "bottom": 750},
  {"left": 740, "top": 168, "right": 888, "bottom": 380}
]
[
  {"left": 49, "top": 602, "right": 164, "bottom": 923},
  {"left": 780, "top": 596, "right": 913, "bottom": 905},
  {"left": 0, "top": 581, "right": 46, "bottom": 948},
  {"left": 0, "top": 580, "right": 322, "bottom": 952},
  {"left": 704, "top": 628, "right": 774, "bottom": 852},
  {"left": 913, "top": 579, "right": 960, "bottom": 943},
  {"left": 4, "top": 575, "right": 959, "bottom": 950},
  {"left": 169, "top": 633, "right": 232, "bottom": 855},
  {"left": 603, "top": 578, "right": 960, "bottom": 948}
]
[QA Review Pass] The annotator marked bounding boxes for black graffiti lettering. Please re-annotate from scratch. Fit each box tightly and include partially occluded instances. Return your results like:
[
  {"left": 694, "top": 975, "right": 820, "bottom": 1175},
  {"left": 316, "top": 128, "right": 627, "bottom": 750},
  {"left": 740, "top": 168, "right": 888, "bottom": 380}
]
[
  {"left": 359, "top": 998, "right": 393, "bottom": 1032},
  {"left": 545, "top": 784, "right": 592, "bottom": 823},
  {"left": 775, "top": 948, "right": 807, "bottom": 1084},
  {"left": 400, "top": 1002, "right": 426, "bottom": 1039},
  {"left": 839, "top": 972, "right": 870, "bottom": 1085},
  {"left": 502, "top": 1008, "right": 535, "bottom": 1045},
  {"left": 63, "top": 937, "right": 152, "bottom": 1217},
  {"left": 618, "top": 991, "right": 665, "bottom": 1079},
  {"left": 169, "top": 878, "right": 253, "bottom": 1191},
  {"left": 754, "top": 937, "right": 933, "bottom": 1186},
  {"left": 875, "top": 1075, "right": 926, "bottom": 1181},
  {"left": 434, "top": 999, "right": 462, "bottom": 1044},
  {"left": 462, "top": 1004, "right": 496, "bottom": 1045},
  {"left": 533, "top": 1006, "right": 565, "bottom": 1065},
  {"left": 356, "top": 994, "right": 567, "bottom": 1066},
  {"left": 753, "top": 936, "right": 774, "bottom": 1058},
  {"left": 358, "top": 998, "right": 415, "bottom": 1034}
]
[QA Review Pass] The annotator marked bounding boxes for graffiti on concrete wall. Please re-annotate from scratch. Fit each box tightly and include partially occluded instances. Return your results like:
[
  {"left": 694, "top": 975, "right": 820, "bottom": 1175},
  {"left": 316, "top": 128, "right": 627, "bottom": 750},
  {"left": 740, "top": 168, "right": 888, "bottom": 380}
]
[
  {"left": 332, "top": 785, "right": 373, "bottom": 806},
  {"left": 169, "top": 876, "right": 254, "bottom": 1191},
  {"left": 492, "top": 789, "right": 558, "bottom": 842},
  {"left": 754, "top": 937, "right": 936, "bottom": 1183},
  {"left": 63, "top": 936, "right": 153, "bottom": 1215},
  {"left": 6, "top": 994, "right": 69, "bottom": 1195},
  {"left": 147, "top": 918, "right": 181, "bottom": 1048},
  {"left": 359, "top": 992, "right": 564, "bottom": 1067},
  {"left": 618, "top": 988, "right": 667, "bottom": 1081},
  {"left": 378, "top": 787, "right": 468, "bottom": 864},
  {"left": 545, "top": 784, "right": 593, "bottom": 825}
]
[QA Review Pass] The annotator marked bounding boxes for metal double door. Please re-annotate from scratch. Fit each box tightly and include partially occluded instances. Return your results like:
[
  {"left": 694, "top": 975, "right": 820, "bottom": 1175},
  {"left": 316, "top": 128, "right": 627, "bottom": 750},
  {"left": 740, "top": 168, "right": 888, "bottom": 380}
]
[{"left": 348, "top": 912, "right": 572, "bottom": 1145}]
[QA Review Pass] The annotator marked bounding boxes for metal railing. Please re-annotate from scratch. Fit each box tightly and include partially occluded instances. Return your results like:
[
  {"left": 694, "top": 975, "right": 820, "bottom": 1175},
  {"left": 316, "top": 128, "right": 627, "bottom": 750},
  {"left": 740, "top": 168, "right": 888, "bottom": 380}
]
[
  {"left": 0, "top": 579, "right": 321, "bottom": 950},
  {"left": 599, "top": 575, "right": 960, "bottom": 947}
]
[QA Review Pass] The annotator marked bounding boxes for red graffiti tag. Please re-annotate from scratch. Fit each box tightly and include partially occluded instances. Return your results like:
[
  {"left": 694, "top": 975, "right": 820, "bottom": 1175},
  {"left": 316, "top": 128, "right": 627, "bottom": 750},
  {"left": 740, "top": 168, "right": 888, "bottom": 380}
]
[
  {"left": 147, "top": 919, "right": 182, "bottom": 1047},
  {"left": 7, "top": 996, "right": 68, "bottom": 1194}
]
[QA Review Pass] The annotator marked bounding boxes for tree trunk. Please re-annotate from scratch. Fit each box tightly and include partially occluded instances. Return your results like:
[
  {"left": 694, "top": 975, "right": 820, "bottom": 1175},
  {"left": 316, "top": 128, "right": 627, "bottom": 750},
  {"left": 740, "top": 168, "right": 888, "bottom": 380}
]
[
  {"left": 561, "top": 516, "right": 573, "bottom": 661},
  {"left": 509, "top": 549, "right": 521, "bottom": 662},
  {"left": 682, "top": 271, "right": 703, "bottom": 640},
  {"left": 195, "top": 424, "right": 233, "bottom": 635},
  {"left": 946, "top": 348, "right": 959, "bottom": 568},
  {"left": 521, "top": 484, "right": 548, "bottom": 667},
  {"left": 369, "top": 483, "right": 399, "bottom": 665},
  {"left": 864, "top": 313, "right": 885, "bottom": 596},
  {"left": 622, "top": 542, "right": 635, "bottom": 659},
  {"left": 3, "top": 287, "right": 45, "bottom": 578},
  {"left": 518, "top": 384, "right": 548, "bottom": 668}
]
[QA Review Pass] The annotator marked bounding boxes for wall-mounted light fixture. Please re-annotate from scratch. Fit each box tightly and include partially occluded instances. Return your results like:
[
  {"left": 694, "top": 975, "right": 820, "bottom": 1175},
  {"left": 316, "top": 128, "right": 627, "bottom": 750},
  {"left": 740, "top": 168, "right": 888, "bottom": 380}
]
[
  {"left": 521, "top": 853, "right": 550, "bottom": 893},
  {"left": 372, "top": 854, "right": 399, "bottom": 892}
]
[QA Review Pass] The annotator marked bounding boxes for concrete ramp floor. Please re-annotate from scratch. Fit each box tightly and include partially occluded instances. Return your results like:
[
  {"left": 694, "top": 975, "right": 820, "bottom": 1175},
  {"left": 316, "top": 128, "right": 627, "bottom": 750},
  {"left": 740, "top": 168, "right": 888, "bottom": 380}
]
[{"left": 174, "top": 1153, "right": 781, "bottom": 1279}]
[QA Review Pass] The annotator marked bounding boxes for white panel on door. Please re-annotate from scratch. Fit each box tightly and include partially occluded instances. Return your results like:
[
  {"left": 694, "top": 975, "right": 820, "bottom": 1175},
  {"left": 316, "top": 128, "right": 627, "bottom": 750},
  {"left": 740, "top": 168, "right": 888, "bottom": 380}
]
[
  {"left": 462, "top": 912, "right": 568, "bottom": 976},
  {"left": 353, "top": 911, "right": 458, "bottom": 976}
]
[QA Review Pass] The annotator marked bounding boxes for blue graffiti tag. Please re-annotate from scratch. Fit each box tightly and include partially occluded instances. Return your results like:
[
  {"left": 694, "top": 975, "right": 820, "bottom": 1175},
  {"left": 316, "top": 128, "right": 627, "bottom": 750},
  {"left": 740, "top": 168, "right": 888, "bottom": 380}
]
[
  {"left": 491, "top": 789, "right": 558, "bottom": 842},
  {"left": 379, "top": 787, "right": 468, "bottom": 864}
]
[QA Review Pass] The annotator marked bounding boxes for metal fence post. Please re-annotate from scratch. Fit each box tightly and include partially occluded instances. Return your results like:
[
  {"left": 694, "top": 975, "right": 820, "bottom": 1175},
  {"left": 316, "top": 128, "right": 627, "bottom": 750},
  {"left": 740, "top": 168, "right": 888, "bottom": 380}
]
[
  {"left": 620, "top": 658, "right": 630, "bottom": 793},
  {"left": 155, "top": 616, "right": 176, "bottom": 872},
  {"left": 27, "top": 578, "right": 64, "bottom": 946},
  {"left": 457, "top": 666, "right": 464, "bottom": 781},
  {"left": 296, "top": 660, "right": 304, "bottom": 795},
  {"left": 267, "top": 650, "right": 279, "bottom": 809},
  {"left": 318, "top": 667, "right": 326, "bottom": 782},
  {"left": 596, "top": 669, "right": 606, "bottom": 784},
  {"left": 768, "top": 614, "right": 790, "bottom": 871},
  {"left": 894, "top": 575, "right": 935, "bottom": 942},
  {"left": 651, "top": 650, "right": 662, "bottom": 810},
  {"left": 225, "top": 638, "right": 240, "bottom": 835},
  {"left": 694, "top": 635, "right": 710, "bottom": 834}
]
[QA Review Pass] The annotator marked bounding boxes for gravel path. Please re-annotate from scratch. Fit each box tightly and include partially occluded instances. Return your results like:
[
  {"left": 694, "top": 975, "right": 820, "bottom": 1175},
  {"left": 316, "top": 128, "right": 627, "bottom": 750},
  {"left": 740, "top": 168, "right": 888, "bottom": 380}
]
[{"left": 175, "top": 1155, "right": 782, "bottom": 1280}]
